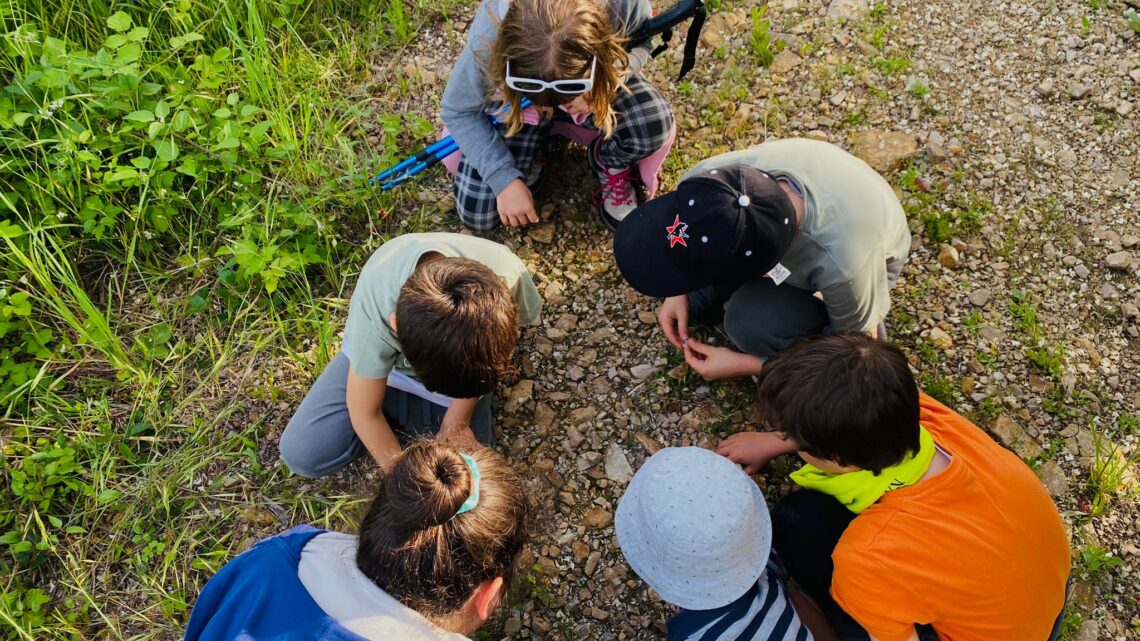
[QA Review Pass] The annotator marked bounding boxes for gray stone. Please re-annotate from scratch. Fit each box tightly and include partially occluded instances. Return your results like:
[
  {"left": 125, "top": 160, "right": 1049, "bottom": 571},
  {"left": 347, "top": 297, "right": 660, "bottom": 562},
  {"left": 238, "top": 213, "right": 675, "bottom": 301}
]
[
  {"left": 1074, "top": 264, "right": 1090, "bottom": 279},
  {"left": 1072, "top": 618, "right": 1099, "bottom": 641},
  {"left": 968, "top": 288, "right": 992, "bottom": 307},
  {"left": 979, "top": 326, "right": 1006, "bottom": 343},
  {"left": 630, "top": 364, "right": 658, "bottom": 380},
  {"left": 826, "top": 0, "right": 867, "bottom": 21},
  {"left": 604, "top": 442, "right": 633, "bottom": 484},
  {"left": 1069, "top": 83, "right": 1091, "bottom": 100},
  {"left": 1035, "top": 461, "right": 1070, "bottom": 498}
]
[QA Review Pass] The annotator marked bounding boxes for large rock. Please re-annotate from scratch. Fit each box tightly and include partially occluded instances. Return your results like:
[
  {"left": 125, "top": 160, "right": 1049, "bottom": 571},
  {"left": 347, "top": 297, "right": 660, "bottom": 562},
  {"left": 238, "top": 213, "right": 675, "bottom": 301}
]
[
  {"left": 938, "top": 244, "right": 960, "bottom": 268},
  {"left": 604, "top": 442, "right": 634, "bottom": 484},
  {"left": 569, "top": 406, "right": 597, "bottom": 427},
  {"left": 1035, "top": 461, "right": 1070, "bottom": 498},
  {"left": 968, "top": 288, "right": 993, "bottom": 307},
  {"left": 850, "top": 131, "right": 919, "bottom": 172},
  {"left": 1105, "top": 251, "right": 1134, "bottom": 271},
  {"left": 770, "top": 50, "right": 802, "bottom": 74},
  {"left": 583, "top": 508, "right": 613, "bottom": 529},
  {"left": 504, "top": 380, "right": 533, "bottom": 413},
  {"left": 990, "top": 415, "right": 1043, "bottom": 459},
  {"left": 927, "top": 327, "right": 953, "bottom": 350},
  {"left": 827, "top": 0, "right": 868, "bottom": 21}
]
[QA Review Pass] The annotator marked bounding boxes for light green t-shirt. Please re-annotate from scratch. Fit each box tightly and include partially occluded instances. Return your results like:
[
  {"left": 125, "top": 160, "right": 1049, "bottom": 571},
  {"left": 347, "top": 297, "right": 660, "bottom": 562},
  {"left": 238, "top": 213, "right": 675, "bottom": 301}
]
[
  {"left": 343, "top": 233, "right": 543, "bottom": 381},
  {"left": 684, "top": 138, "right": 911, "bottom": 332}
]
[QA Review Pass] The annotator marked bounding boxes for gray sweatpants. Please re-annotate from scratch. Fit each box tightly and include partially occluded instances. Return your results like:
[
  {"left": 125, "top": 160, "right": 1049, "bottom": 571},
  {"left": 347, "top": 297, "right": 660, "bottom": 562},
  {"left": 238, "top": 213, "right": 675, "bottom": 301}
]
[{"left": 278, "top": 352, "right": 495, "bottom": 478}]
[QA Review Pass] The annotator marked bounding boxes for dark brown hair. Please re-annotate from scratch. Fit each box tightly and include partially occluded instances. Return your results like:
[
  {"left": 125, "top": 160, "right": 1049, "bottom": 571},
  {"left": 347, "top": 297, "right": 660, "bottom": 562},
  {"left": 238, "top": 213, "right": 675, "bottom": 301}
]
[
  {"left": 356, "top": 442, "right": 528, "bottom": 617},
  {"left": 756, "top": 332, "right": 921, "bottom": 474},
  {"left": 488, "top": 0, "right": 629, "bottom": 137},
  {"left": 396, "top": 257, "right": 518, "bottom": 399}
]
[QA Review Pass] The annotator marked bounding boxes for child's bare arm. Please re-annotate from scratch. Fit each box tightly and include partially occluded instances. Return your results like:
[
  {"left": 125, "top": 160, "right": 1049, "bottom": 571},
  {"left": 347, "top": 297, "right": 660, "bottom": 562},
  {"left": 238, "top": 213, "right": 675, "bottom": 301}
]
[
  {"left": 345, "top": 370, "right": 401, "bottom": 469},
  {"left": 438, "top": 397, "right": 481, "bottom": 451}
]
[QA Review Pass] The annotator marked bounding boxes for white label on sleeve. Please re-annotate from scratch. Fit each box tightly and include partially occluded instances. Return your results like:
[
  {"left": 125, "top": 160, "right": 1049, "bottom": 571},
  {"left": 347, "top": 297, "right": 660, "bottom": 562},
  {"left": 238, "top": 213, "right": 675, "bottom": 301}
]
[{"left": 766, "top": 263, "right": 791, "bottom": 286}]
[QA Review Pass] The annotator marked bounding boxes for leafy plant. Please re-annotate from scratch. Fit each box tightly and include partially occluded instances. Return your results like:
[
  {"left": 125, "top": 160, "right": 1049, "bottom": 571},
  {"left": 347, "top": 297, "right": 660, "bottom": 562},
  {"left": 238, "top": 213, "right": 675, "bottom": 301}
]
[
  {"left": 1079, "top": 543, "right": 1123, "bottom": 581},
  {"left": 1008, "top": 289, "right": 1040, "bottom": 337},
  {"left": 749, "top": 6, "right": 786, "bottom": 67},
  {"left": 1127, "top": 8, "right": 1140, "bottom": 33},
  {"left": 1027, "top": 342, "right": 1066, "bottom": 380}
]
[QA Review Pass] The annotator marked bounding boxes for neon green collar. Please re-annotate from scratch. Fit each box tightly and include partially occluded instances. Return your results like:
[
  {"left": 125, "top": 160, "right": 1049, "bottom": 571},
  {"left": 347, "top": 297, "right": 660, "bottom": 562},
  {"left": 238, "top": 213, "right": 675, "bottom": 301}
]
[{"left": 789, "top": 426, "right": 935, "bottom": 513}]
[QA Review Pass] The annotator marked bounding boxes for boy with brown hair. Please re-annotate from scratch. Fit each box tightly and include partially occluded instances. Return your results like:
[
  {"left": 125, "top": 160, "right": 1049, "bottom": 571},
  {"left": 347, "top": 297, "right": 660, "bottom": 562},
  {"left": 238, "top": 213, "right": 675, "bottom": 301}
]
[
  {"left": 279, "top": 233, "right": 542, "bottom": 478},
  {"left": 718, "top": 333, "right": 1070, "bottom": 641}
]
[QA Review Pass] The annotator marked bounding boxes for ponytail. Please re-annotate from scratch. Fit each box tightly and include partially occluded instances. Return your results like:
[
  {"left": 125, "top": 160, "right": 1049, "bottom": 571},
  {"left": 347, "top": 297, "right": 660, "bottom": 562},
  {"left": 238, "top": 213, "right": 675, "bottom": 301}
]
[{"left": 356, "top": 442, "right": 528, "bottom": 617}]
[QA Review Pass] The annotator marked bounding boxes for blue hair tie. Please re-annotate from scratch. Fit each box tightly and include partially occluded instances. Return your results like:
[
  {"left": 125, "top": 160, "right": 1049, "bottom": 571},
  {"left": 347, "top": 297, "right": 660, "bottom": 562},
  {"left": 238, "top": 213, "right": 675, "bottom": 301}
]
[{"left": 450, "top": 453, "right": 481, "bottom": 520}]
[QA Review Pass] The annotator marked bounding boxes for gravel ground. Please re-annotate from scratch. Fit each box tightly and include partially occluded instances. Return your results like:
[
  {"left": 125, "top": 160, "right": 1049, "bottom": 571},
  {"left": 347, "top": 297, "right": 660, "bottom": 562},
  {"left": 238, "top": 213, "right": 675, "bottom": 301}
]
[{"left": 292, "top": 0, "right": 1140, "bottom": 638}]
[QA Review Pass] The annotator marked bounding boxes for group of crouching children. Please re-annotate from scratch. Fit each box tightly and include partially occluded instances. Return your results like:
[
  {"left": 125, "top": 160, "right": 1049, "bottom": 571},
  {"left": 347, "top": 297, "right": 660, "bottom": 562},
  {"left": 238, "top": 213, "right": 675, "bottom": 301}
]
[{"left": 184, "top": 0, "right": 1071, "bottom": 640}]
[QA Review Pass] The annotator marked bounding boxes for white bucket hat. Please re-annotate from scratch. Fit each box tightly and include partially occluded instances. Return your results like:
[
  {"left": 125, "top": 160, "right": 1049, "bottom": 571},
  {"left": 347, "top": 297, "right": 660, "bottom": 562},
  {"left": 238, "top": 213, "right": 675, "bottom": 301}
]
[{"left": 615, "top": 447, "right": 772, "bottom": 611}]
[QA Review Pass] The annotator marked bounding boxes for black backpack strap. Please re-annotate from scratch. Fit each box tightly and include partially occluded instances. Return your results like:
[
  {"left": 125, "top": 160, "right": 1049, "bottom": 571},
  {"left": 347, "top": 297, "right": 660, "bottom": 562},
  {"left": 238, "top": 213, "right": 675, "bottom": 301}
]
[
  {"left": 677, "top": 4, "right": 706, "bottom": 80},
  {"left": 626, "top": 0, "right": 708, "bottom": 81}
]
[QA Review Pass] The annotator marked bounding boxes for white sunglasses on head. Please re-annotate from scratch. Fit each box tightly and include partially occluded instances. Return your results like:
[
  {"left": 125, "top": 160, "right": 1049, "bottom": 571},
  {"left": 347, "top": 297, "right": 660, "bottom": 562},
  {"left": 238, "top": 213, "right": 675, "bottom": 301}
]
[{"left": 505, "top": 56, "right": 596, "bottom": 95}]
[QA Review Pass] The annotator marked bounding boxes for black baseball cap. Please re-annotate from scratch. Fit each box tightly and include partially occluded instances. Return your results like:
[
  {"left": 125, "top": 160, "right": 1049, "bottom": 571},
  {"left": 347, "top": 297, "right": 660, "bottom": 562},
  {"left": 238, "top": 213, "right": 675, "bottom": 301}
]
[{"left": 614, "top": 164, "right": 798, "bottom": 297}]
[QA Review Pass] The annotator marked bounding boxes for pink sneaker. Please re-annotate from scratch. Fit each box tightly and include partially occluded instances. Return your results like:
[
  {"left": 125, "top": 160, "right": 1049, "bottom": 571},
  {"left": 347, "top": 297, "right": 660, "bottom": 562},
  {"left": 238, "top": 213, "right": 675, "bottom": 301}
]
[{"left": 588, "top": 139, "right": 638, "bottom": 231}]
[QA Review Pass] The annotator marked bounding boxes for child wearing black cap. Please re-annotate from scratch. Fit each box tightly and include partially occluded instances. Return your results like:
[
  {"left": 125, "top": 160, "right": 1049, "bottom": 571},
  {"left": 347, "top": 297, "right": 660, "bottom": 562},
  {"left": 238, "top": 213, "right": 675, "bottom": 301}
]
[{"left": 613, "top": 138, "right": 910, "bottom": 382}]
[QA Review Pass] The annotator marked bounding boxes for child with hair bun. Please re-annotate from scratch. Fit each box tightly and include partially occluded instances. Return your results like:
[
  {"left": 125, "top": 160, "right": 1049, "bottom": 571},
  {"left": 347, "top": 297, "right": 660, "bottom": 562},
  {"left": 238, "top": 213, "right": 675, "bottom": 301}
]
[
  {"left": 441, "top": 0, "right": 675, "bottom": 231},
  {"left": 185, "top": 441, "right": 528, "bottom": 640}
]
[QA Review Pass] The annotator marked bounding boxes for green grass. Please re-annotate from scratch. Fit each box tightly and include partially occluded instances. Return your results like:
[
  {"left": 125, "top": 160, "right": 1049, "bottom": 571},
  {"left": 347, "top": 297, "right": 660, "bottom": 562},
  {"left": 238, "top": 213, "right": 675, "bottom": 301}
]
[
  {"left": 0, "top": 0, "right": 467, "bottom": 636},
  {"left": 1088, "top": 434, "right": 1137, "bottom": 516},
  {"left": 870, "top": 55, "right": 911, "bottom": 77},
  {"left": 897, "top": 167, "right": 989, "bottom": 243}
]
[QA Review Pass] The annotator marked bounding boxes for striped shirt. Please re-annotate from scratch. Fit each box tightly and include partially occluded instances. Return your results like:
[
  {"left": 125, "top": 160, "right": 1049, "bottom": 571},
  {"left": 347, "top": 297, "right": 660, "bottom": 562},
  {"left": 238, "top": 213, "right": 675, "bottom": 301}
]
[{"left": 666, "top": 560, "right": 812, "bottom": 641}]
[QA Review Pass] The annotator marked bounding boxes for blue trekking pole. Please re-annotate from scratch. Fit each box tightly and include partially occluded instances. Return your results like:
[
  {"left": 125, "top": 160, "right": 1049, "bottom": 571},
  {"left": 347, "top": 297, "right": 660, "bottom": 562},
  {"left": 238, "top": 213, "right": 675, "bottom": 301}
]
[
  {"left": 373, "top": 0, "right": 705, "bottom": 191},
  {"left": 373, "top": 98, "right": 533, "bottom": 190}
]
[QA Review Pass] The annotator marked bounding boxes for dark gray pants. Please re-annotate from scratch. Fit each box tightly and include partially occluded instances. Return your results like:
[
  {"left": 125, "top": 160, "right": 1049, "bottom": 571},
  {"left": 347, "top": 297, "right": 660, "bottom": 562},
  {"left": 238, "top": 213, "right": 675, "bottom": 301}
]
[
  {"left": 278, "top": 352, "right": 494, "bottom": 478},
  {"left": 687, "top": 278, "right": 831, "bottom": 357}
]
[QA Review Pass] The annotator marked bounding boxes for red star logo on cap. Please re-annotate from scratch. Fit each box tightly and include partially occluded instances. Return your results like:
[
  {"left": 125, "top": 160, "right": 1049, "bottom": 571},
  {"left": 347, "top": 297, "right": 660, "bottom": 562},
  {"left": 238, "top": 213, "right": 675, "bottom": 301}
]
[{"left": 666, "top": 215, "right": 689, "bottom": 248}]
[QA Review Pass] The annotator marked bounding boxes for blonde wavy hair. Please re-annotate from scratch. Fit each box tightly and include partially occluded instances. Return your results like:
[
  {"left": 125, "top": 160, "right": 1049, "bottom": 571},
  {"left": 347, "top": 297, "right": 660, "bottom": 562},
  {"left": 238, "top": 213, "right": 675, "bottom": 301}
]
[{"left": 488, "top": 0, "right": 629, "bottom": 138}]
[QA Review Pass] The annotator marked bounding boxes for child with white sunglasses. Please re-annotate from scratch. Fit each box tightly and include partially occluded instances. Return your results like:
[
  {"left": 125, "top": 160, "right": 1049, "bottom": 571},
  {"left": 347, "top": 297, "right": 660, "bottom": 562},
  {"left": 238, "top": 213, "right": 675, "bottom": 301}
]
[{"left": 441, "top": 0, "right": 676, "bottom": 231}]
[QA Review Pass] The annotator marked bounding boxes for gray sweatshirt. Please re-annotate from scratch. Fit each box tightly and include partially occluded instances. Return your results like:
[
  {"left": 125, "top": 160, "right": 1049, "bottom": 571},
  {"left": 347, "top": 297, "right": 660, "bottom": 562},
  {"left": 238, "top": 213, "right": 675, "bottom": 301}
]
[{"left": 440, "top": 0, "right": 654, "bottom": 196}]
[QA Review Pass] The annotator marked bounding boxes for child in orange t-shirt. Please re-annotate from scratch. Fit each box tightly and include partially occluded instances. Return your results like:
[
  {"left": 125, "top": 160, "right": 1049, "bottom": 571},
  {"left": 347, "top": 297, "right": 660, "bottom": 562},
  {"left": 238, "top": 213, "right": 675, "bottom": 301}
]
[{"left": 717, "top": 333, "right": 1070, "bottom": 641}]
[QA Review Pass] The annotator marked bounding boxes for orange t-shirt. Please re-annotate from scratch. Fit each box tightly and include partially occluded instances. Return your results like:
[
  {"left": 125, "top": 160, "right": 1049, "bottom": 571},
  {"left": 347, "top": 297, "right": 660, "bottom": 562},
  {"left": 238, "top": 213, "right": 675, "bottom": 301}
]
[{"left": 831, "top": 394, "right": 1070, "bottom": 641}]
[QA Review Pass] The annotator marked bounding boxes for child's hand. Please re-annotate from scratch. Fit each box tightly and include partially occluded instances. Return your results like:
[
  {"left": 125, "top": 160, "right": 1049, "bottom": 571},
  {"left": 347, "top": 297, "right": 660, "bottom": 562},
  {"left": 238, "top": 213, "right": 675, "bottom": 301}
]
[
  {"left": 657, "top": 295, "right": 690, "bottom": 349},
  {"left": 496, "top": 179, "right": 539, "bottom": 227},
  {"left": 682, "top": 339, "right": 763, "bottom": 380},
  {"left": 716, "top": 431, "right": 797, "bottom": 474}
]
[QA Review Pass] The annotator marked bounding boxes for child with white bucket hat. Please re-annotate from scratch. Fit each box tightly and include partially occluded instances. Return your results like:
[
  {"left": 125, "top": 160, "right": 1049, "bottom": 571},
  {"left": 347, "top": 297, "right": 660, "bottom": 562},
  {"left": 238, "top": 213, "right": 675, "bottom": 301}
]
[{"left": 615, "top": 447, "right": 836, "bottom": 641}]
